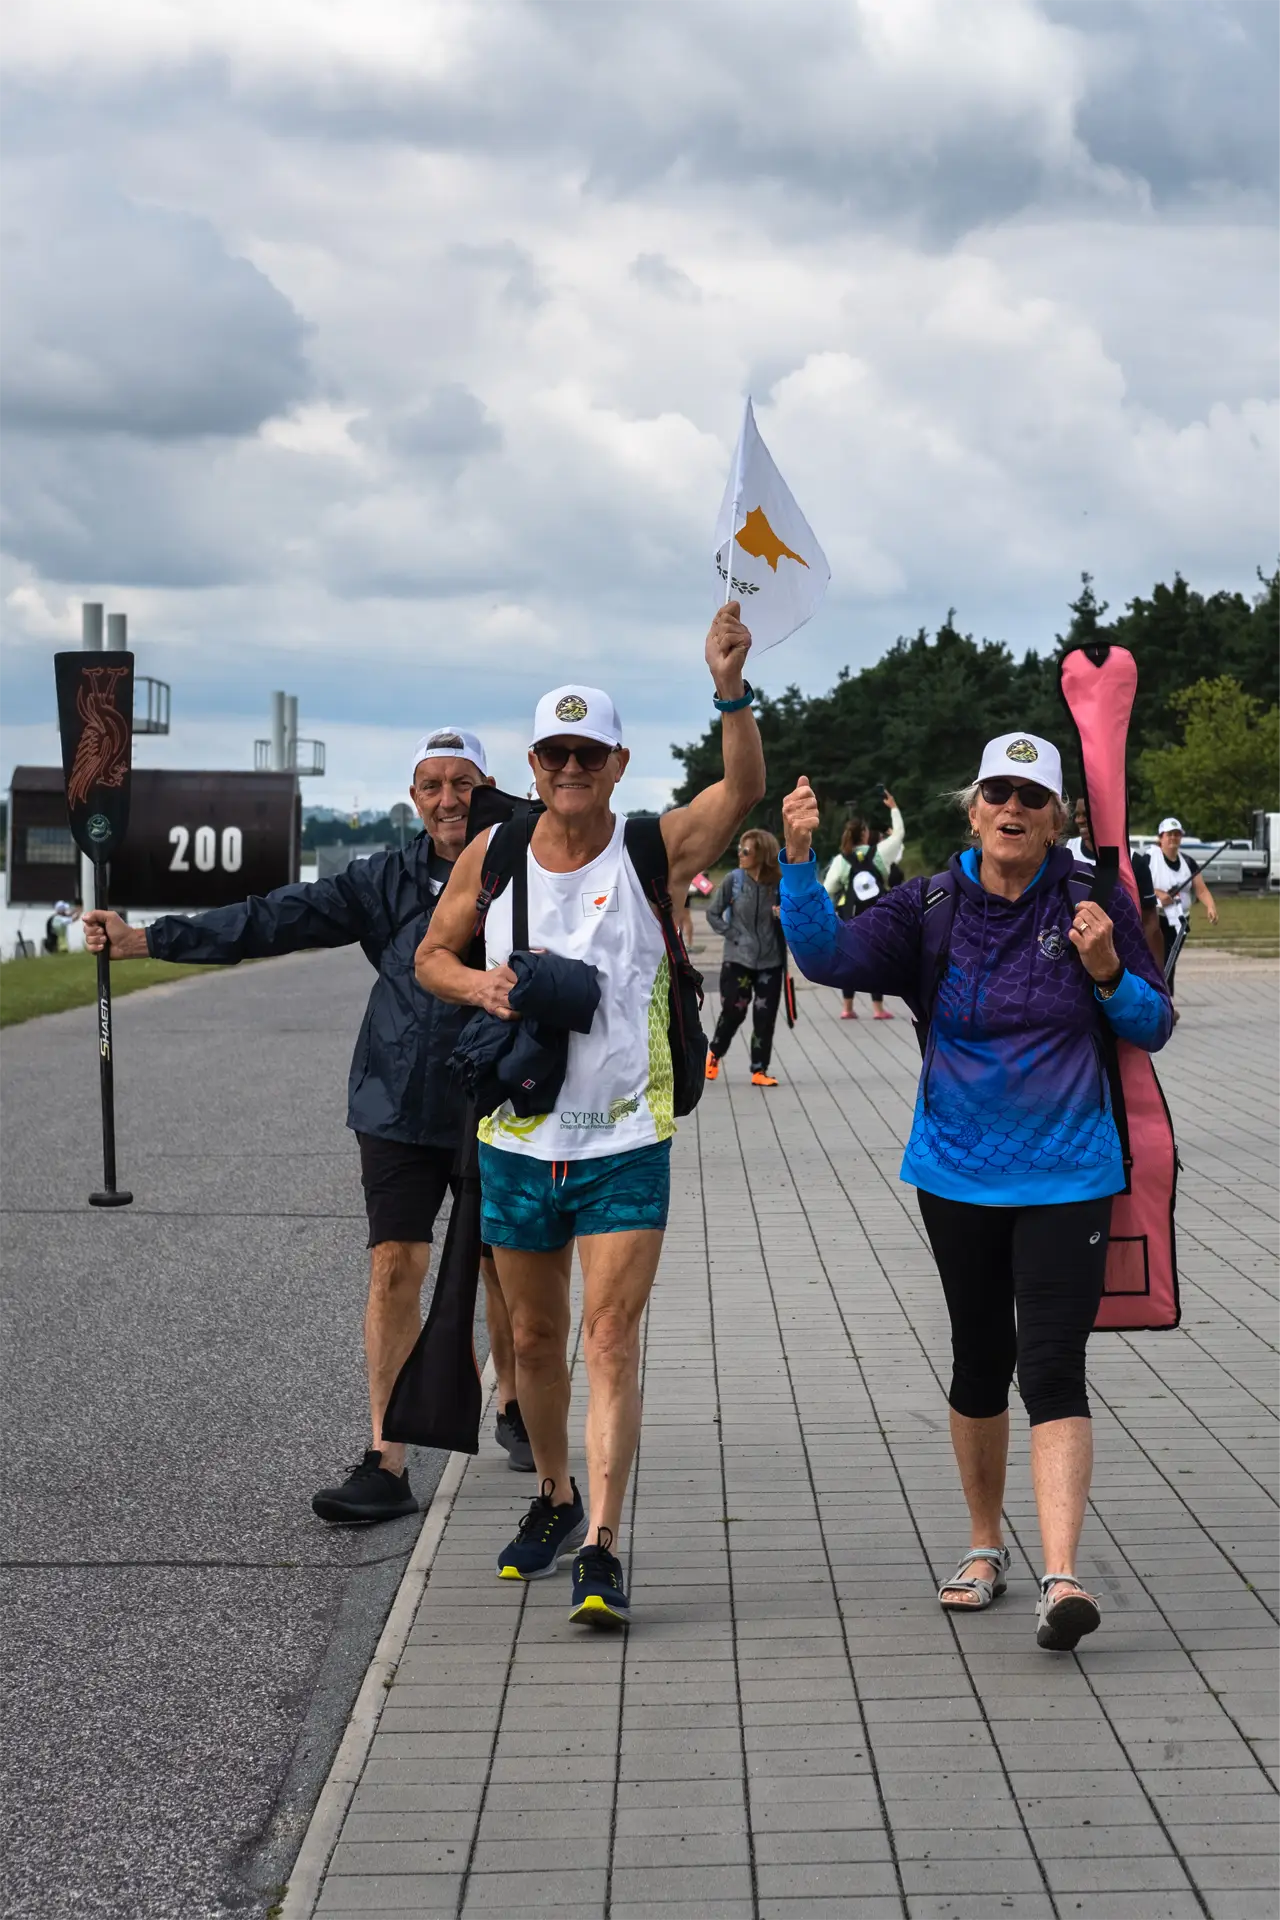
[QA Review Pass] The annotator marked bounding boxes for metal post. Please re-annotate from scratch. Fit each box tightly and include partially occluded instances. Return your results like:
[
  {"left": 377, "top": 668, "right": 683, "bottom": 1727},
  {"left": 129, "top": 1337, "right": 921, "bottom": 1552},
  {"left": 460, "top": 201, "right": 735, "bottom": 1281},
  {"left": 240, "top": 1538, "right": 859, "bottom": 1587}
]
[
  {"left": 80, "top": 605, "right": 105, "bottom": 905},
  {"left": 285, "top": 694, "right": 298, "bottom": 773},
  {"left": 107, "top": 611, "right": 128, "bottom": 649},
  {"left": 271, "top": 692, "right": 287, "bottom": 773}
]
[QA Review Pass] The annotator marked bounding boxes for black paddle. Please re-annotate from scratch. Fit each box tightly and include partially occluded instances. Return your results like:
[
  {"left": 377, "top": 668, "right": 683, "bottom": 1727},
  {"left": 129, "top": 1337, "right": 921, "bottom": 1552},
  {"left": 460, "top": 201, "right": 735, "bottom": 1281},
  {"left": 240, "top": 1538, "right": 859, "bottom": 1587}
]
[{"left": 54, "top": 650, "right": 136, "bottom": 1208}]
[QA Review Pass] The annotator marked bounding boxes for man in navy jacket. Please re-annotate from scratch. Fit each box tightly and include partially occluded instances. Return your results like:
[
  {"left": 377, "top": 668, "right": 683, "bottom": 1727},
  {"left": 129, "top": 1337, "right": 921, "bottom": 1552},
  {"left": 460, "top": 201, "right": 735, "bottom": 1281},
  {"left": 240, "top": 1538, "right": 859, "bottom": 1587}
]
[{"left": 85, "top": 728, "right": 535, "bottom": 1524}]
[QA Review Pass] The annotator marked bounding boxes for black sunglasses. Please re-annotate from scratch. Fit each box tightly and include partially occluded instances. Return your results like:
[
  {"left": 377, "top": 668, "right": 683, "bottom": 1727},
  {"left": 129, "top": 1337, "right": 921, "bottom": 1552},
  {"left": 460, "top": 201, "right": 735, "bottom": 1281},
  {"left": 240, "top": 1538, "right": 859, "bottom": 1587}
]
[
  {"left": 532, "top": 740, "right": 614, "bottom": 774},
  {"left": 979, "top": 777, "right": 1054, "bottom": 810}
]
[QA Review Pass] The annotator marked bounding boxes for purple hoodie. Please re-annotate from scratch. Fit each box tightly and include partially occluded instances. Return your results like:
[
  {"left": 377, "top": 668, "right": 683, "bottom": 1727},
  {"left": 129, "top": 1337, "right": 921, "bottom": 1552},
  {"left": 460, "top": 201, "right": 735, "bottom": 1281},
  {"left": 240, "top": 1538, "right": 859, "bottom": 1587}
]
[{"left": 779, "top": 845, "right": 1172, "bottom": 1206}]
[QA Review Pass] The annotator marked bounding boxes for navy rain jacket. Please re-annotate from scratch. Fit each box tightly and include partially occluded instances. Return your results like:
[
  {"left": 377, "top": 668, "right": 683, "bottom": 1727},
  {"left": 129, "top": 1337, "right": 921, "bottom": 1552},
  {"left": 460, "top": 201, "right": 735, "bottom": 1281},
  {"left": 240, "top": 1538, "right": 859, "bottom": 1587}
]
[{"left": 144, "top": 834, "right": 466, "bottom": 1148}]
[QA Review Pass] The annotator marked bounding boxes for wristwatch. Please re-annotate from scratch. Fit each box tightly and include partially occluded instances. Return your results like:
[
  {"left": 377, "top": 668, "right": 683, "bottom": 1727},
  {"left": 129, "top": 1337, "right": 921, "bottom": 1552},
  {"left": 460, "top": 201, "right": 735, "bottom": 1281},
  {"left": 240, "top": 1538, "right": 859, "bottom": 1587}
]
[
  {"left": 1093, "top": 967, "right": 1125, "bottom": 1000},
  {"left": 713, "top": 680, "right": 755, "bottom": 713}
]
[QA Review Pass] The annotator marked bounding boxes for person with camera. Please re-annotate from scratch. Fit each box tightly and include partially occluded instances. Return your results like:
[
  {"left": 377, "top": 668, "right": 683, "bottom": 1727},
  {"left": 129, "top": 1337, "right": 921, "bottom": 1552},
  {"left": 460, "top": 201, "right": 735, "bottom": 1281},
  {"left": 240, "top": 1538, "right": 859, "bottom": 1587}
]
[{"left": 822, "top": 787, "right": 904, "bottom": 1020}]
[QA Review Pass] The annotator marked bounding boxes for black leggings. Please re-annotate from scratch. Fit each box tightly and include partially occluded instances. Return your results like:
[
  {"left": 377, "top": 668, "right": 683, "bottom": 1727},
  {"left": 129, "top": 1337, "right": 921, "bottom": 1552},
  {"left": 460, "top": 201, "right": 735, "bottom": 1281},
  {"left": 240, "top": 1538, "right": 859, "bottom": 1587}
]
[
  {"left": 917, "top": 1192, "right": 1112, "bottom": 1426},
  {"left": 711, "top": 964, "right": 782, "bottom": 1073}
]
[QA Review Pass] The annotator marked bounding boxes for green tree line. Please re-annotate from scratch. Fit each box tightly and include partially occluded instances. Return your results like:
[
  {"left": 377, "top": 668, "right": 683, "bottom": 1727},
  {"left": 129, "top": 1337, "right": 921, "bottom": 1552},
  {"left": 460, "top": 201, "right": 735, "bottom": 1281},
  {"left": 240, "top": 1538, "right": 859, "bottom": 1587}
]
[{"left": 672, "top": 568, "right": 1279, "bottom": 869}]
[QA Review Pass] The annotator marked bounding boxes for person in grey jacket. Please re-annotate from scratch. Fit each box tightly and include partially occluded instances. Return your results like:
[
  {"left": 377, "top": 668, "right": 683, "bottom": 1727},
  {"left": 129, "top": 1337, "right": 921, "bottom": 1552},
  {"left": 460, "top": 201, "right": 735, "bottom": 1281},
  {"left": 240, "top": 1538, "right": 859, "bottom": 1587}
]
[
  {"left": 704, "top": 828, "right": 787, "bottom": 1087},
  {"left": 84, "top": 728, "right": 537, "bottom": 1525}
]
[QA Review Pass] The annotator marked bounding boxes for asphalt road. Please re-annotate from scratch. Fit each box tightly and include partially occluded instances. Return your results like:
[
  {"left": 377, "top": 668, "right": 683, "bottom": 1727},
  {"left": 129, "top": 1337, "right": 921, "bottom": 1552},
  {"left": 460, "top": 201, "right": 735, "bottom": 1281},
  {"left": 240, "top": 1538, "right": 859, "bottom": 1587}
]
[{"left": 0, "top": 949, "right": 487, "bottom": 1919}]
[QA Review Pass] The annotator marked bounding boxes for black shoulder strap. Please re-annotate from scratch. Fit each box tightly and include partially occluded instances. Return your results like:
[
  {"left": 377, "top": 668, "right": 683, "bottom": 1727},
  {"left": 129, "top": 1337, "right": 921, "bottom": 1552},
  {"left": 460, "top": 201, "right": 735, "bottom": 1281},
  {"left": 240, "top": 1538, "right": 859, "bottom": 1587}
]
[
  {"left": 623, "top": 815, "right": 672, "bottom": 907},
  {"left": 1088, "top": 847, "right": 1120, "bottom": 911},
  {"left": 470, "top": 799, "right": 540, "bottom": 962},
  {"left": 511, "top": 812, "right": 532, "bottom": 950},
  {"left": 625, "top": 816, "right": 692, "bottom": 962}
]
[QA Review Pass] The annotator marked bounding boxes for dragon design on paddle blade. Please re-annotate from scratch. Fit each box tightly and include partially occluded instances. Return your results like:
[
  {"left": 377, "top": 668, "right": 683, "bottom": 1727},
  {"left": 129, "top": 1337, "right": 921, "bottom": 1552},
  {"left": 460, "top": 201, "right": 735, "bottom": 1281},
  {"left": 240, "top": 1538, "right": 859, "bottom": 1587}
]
[{"left": 67, "top": 667, "right": 131, "bottom": 808}]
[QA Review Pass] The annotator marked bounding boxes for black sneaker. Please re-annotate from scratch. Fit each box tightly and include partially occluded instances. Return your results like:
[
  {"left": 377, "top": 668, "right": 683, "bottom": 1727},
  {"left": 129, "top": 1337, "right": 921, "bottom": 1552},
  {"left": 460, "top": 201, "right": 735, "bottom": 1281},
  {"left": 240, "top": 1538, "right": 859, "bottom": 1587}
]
[
  {"left": 569, "top": 1527, "right": 630, "bottom": 1627},
  {"left": 311, "top": 1450, "right": 418, "bottom": 1526},
  {"left": 496, "top": 1479, "right": 587, "bottom": 1580},
  {"left": 494, "top": 1400, "right": 536, "bottom": 1472}
]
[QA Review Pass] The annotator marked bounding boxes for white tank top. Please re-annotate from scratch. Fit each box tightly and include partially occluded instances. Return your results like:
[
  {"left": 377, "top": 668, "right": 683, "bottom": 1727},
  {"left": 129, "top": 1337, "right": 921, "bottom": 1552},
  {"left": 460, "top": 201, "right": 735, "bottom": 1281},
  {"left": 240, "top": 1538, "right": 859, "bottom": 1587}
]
[{"left": 476, "top": 814, "right": 675, "bottom": 1161}]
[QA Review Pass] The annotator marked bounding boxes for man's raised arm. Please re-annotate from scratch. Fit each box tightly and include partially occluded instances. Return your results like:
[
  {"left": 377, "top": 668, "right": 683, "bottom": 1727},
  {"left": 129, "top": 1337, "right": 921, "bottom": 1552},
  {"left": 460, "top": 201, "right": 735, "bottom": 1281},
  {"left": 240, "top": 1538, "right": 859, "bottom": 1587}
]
[{"left": 660, "top": 602, "right": 766, "bottom": 895}]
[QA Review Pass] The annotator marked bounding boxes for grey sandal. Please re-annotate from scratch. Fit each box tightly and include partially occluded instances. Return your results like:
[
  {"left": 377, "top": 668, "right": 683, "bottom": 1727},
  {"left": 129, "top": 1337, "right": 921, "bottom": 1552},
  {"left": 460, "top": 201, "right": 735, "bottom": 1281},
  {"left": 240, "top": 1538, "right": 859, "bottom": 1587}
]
[
  {"left": 938, "top": 1546, "right": 1010, "bottom": 1610},
  {"left": 1036, "top": 1574, "right": 1101, "bottom": 1650}
]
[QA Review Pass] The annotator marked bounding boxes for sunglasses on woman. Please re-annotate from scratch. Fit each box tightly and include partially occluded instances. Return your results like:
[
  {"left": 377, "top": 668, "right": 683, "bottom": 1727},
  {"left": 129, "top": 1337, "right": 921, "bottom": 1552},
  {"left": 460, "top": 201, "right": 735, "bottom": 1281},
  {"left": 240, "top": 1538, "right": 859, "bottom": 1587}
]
[
  {"left": 532, "top": 740, "right": 615, "bottom": 773},
  {"left": 978, "top": 777, "right": 1054, "bottom": 810}
]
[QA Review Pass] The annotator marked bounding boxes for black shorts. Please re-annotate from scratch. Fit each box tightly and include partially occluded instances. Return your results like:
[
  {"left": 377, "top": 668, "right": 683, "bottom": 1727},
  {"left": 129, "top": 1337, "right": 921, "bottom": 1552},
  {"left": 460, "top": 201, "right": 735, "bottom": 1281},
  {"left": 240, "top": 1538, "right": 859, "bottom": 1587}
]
[{"left": 356, "top": 1134, "right": 492, "bottom": 1258}]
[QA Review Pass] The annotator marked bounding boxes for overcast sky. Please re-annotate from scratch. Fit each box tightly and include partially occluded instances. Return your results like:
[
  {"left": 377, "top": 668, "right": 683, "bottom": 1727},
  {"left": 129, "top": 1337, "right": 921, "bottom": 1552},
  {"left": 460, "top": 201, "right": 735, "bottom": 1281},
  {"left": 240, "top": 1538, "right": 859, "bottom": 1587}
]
[{"left": 3, "top": 0, "right": 1276, "bottom": 812}]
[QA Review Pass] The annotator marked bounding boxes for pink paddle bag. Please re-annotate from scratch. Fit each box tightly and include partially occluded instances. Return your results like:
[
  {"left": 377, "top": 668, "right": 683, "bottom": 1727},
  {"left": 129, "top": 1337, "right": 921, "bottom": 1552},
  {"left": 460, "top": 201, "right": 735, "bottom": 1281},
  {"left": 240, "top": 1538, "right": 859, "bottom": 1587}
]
[{"left": 1061, "top": 645, "right": 1180, "bottom": 1330}]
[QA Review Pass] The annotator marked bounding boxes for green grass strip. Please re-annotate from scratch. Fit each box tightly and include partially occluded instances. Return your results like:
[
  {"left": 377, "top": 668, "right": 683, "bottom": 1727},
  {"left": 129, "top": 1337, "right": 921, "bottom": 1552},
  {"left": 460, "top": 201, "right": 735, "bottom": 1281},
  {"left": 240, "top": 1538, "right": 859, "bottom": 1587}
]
[{"left": 0, "top": 952, "right": 221, "bottom": 1028}]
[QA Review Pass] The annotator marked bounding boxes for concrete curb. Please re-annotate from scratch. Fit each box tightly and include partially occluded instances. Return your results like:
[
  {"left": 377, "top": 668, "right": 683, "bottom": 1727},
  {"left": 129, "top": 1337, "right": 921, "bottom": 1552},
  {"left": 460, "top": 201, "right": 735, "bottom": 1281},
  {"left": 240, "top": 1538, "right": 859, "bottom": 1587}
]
[{"left": 278, "top": 1361, "right": 495, "bottom": 1920}]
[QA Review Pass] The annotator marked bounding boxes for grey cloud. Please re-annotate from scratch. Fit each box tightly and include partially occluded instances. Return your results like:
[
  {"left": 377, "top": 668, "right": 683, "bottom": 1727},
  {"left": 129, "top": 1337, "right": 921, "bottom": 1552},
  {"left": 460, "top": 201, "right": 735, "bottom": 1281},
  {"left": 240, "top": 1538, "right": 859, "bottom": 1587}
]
[
  {"left": 1049, "top": 0, "right": 1278, "bottom": 204},
  {"left": 0, "top": 170, "right": 313, "bottom": 439},
  {"left": 449, "top": 241, "right": 548, "bottom": 310},
  {"left": 0, "top": 429, "right": 273, "bottom": 586},
  {"left": 629, "top": 253, "right": 701, "bottom": 301},
  {"left": 373, "top": 384, "right": 503, "bottom": 472},
  {"left": 85, "top": 2, "right": 1266, "bottom": 232}
]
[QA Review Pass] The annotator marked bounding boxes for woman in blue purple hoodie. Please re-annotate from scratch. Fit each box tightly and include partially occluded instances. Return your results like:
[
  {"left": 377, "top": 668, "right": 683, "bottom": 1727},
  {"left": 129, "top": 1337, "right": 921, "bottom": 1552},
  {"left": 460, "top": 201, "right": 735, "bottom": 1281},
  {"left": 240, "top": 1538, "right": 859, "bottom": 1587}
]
[{"left": 779, "top": 732, "right": 1171, "bottom": 1652}]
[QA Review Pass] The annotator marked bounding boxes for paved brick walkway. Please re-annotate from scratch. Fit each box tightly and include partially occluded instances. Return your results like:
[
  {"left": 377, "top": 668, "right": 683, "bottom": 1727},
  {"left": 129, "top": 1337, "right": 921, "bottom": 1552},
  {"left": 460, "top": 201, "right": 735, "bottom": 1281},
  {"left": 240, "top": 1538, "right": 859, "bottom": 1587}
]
[{"left": 305, "top": 959, "right": 1278, "bottom": 1920}]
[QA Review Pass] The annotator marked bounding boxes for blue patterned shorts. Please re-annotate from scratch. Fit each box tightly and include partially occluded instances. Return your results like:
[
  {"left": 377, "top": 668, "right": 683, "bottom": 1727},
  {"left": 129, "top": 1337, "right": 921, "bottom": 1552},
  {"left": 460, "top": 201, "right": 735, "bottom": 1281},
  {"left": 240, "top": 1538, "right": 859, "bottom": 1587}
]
[{"left": 478, "top": 1139, "right": 672, "bottom": 1252}]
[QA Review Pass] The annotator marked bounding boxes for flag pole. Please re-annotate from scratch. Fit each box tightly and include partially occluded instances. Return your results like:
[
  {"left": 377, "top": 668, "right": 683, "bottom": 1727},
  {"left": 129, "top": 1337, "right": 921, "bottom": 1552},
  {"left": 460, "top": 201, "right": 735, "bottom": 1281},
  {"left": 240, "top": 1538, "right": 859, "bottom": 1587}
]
[{"left": 723, "top": 397, "right": 748, "bottom": 605}]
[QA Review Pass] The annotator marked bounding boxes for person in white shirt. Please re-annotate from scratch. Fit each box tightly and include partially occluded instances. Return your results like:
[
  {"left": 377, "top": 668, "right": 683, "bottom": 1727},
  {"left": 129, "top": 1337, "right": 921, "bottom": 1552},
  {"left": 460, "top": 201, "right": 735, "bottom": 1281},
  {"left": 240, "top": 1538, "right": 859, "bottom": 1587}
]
[
  {"left": 1149, "top": 816, "right": 1218, "bottom": 1004},
  {"left": 419, "top": 602, "right": 765, "bottom": 1626},
  {"left": 1066, "top": 798, "right": 1094, "bottom": 865},
  {"left": 822, "top": 790, "right": 904, "bottom": 1020}
]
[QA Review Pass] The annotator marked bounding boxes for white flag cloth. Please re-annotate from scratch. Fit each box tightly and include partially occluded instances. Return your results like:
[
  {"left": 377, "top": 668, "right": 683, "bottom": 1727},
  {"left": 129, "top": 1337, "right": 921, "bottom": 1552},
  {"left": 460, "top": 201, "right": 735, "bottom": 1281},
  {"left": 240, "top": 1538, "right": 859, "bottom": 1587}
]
[{"left": 712, "top": 397, "right": 830, "bottom": 653}]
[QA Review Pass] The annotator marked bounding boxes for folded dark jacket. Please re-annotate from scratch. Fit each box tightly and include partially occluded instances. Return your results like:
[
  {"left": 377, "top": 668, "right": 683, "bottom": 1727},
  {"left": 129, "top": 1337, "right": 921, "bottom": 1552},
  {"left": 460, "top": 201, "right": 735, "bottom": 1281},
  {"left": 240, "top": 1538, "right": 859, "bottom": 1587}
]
[{"left": 451, "top": 950, "right": 600, "bottom": 1118}]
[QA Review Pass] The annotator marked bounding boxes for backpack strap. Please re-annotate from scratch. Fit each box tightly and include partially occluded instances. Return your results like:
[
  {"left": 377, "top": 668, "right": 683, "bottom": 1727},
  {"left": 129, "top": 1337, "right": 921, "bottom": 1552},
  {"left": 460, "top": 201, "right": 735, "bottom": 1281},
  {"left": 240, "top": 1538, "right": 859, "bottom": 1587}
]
[
  {"left": 623, "top": 815, "right": 676, "bottom": 923},
  {"left": 624, "top": 816, "right": 701, "bottom": 975},
  {"left": 916, "top": 871, "right": 959, "bottom": 1035},
  {"left": 470, "top": 799, "right": 540, "bottom": 962},
  {"left": 1088, "top": 846, "right": 1120, "bottom": 912}
]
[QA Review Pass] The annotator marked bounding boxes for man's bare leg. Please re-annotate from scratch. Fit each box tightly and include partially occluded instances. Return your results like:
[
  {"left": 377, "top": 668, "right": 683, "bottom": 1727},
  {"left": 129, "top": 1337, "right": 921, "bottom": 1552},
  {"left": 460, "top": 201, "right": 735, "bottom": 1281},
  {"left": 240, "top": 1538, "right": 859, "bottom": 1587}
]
[
  {"left": 578, "top": 1229, "right": 665, "bottom": 1541},
  {"left": 481, "top": 1254, "right": 518, "bottom": 1409},
  {"left": 491, "top": 1244, "right": 574, "bottom": 1501},
  {"left": 365, "top": 1239, "right": 429, "bottom": 1475}
]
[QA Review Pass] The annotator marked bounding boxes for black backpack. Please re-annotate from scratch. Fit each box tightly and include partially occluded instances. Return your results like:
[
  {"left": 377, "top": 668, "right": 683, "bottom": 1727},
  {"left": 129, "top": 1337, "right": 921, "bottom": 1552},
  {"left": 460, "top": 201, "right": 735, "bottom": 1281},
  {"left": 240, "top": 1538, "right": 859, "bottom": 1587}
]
[
  {"left": 836, "top": 843, "right": 886, "bottom": 921},
  {"left": 465, "top": 793, "right": 708, "bottom": 1116}
]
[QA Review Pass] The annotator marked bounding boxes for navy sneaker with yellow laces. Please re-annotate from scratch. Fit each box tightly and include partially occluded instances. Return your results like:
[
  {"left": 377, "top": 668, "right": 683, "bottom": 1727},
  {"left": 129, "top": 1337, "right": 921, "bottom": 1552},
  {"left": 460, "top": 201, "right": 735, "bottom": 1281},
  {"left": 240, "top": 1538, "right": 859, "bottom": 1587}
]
[
  {"left": 569, "top": 1527, "right": 630, "bottom": 1627},
  {"left": 496, "top": 1478, "right": 586, "bottom": 1580}
]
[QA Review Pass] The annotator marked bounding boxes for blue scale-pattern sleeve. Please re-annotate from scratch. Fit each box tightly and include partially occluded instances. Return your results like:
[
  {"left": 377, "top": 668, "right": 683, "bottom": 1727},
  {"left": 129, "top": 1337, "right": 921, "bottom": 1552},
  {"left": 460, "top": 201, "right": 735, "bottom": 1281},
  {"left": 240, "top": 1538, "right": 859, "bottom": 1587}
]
[
  {"left": 1096, "top": 885, "right": 1172, "bottom": 1051},
  {"left": 778, "top": 852, "right": 923, "bottom": 997}
]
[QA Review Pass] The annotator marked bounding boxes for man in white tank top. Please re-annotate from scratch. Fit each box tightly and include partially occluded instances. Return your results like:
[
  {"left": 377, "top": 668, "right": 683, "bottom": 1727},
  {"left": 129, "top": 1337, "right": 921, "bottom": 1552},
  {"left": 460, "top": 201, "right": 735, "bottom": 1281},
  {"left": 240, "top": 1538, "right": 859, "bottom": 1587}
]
[{"left": 419, "top": 602, "right": 765, "bottom": 1625}]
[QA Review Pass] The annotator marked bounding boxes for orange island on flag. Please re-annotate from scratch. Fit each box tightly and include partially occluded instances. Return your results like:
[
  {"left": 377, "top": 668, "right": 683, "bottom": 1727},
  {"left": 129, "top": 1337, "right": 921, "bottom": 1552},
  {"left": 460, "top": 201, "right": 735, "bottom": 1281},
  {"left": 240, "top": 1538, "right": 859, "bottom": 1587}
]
[
  {"left": 713, "top": 397, "right": 829, "bottom": 652},
  {"left": 734, "top": 506, "right": 808, "bottom": 573}
]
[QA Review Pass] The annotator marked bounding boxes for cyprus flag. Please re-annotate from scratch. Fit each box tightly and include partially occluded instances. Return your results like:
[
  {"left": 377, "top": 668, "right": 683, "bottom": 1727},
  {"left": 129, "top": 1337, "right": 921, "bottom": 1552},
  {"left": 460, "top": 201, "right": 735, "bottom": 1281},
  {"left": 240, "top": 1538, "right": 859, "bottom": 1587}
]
[{"left": 713, "top": 397, "right": 830, "bottom": 652}]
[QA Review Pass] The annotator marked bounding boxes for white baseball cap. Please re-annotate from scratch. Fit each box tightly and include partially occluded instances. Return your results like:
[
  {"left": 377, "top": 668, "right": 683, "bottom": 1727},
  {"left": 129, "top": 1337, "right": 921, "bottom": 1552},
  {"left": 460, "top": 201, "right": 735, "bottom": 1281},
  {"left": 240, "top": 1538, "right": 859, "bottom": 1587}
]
[
  {"left": 410, "top": 728, "right": 489, "bottom": 783},
  {"left": 1157, "top": 816, "right": 1183, "bottom": 835},
  {"left": 976, "top": 731, "right": 1064, "bottom": 797},
  {"left": 530, "top": 685, "right": 623, "bottom": 750}
]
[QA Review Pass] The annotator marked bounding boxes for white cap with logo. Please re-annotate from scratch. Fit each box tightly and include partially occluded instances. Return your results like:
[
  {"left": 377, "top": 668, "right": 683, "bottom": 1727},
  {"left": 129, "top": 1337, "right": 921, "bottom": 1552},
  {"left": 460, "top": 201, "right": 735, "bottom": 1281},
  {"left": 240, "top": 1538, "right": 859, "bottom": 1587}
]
[
  {"left": 976, "top": 731, "right": 1064, "bottom": 798},
  {"left": 410, "top": 728, "right": 489, "bottom": 783},
  {"left": 1157, "top": 816, "right": 1183, "bottom": 835},
  {"left": 530, "top": 685, "right": 623, "bottom": 750}
]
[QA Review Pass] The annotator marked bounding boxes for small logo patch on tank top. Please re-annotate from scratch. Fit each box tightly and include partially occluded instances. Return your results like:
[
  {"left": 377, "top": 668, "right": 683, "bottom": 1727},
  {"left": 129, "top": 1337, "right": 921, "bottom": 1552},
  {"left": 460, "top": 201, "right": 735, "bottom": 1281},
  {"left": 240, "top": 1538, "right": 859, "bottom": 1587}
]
[{"left": 582, "top": 888, "right": 619, "bottom": 916}]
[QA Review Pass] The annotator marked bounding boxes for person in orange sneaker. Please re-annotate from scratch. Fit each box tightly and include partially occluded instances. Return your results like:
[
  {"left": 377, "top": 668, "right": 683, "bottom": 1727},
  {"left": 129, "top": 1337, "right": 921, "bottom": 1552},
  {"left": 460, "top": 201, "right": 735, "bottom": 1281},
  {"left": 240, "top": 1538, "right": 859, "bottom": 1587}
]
[{"left": 704, "top": 828, "right": 785, "bottom": 1087}]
